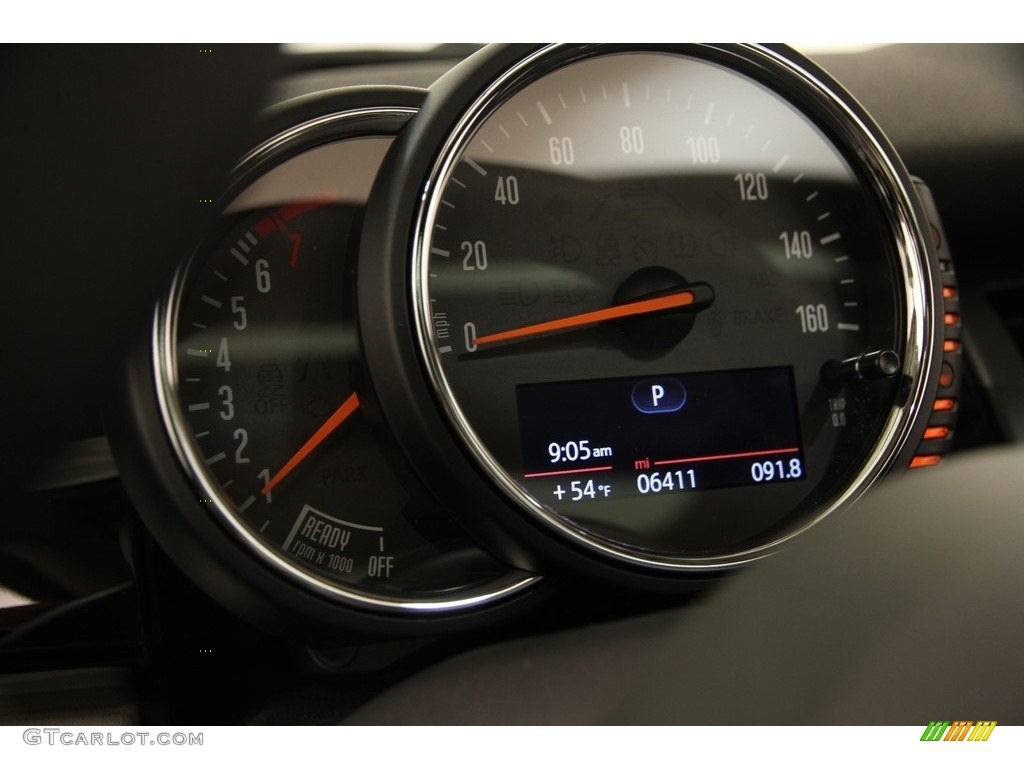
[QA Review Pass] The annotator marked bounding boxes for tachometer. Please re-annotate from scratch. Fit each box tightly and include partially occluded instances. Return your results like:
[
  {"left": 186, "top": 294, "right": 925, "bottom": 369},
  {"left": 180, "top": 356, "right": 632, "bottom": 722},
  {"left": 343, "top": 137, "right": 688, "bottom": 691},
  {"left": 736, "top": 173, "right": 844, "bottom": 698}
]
[
  {"left": 115, "top": 88, "right": 538, "bottom": 634},
  {"left": 359, "top": 45, "right": 951, "bottom": 577}
]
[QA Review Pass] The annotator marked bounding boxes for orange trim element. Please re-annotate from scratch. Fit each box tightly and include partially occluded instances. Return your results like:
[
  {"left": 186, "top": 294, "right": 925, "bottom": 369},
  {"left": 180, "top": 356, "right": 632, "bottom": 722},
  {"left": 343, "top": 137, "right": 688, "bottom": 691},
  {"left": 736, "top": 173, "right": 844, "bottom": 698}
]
[
  {"left": 943, "top": 339, "right": 960, "bottom": 353},
  {"left": 260, "top": 392, "right": 361, "bottom": 495},
  {"left": 923, "top": 426, "right": 950, "bottom": 440},
  {"left": 910, "top": 454, "right": 942, "bottom": 469},
  {"left": 942, "top": 286, "right": 956, "bottom": 300},
  {"left": 933, "top": 398, "right": 956, "bottom": 412},
  {"left": 945, "top": 722, "right": 973, "bottom": 741},
  {"left": 944, "top": 312, "right": 959, "bottom": 326},
  {"left": 939, "top": 364, "right": 955, "bottom": 388},
  {"left": 473, "top": 290, "right": 696, "bottom": 347}
]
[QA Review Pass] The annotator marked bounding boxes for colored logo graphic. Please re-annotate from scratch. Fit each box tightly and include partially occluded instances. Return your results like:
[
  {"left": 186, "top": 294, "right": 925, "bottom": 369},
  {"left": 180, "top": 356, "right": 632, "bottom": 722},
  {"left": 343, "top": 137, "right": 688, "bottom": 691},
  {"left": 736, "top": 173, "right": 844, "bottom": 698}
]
[{"left": 920, "top": 721, "right": 997, "bottom": 741}]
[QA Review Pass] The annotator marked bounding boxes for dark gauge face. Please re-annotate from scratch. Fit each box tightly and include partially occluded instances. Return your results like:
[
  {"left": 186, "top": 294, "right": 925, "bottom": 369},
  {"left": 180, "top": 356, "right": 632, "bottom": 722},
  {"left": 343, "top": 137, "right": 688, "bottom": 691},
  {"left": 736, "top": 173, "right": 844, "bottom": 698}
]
[
  {"left": 160, "top": 114, "right": 536, "bottom": 612},
  {"left": 412, "top": 46, "right": 934, "bottom": 569}
]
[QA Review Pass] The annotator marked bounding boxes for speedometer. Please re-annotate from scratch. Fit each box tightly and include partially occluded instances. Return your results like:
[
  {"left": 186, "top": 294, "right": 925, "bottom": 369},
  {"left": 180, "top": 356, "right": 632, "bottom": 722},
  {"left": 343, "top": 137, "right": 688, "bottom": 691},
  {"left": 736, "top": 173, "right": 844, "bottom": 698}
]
[{"left": 359, "top": 45, "right": 954, "bottom": 578}]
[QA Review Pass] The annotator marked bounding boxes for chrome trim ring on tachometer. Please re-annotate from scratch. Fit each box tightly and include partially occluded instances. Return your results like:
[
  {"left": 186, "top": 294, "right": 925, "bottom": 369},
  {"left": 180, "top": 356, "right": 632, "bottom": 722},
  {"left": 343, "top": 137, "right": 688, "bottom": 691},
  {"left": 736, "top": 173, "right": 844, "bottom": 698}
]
[{"left": 404, "top": 44, "right": 937, "bottom": 572}]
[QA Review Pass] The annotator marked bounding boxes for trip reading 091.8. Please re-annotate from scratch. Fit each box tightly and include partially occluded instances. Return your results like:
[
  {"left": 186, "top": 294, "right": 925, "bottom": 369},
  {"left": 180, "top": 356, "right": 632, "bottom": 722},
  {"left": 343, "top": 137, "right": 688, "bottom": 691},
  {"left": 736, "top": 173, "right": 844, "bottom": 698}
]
[{"left": 751, "top": 458, "right": 804, "bottom": 482}]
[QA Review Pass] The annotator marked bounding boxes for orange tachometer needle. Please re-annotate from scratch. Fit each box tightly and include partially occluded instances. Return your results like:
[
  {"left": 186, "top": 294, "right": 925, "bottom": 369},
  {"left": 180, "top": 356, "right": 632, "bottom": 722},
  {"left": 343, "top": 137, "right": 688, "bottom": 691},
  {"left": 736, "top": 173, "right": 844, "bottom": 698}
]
[
  {"left": 260, "top": 391, "right": 360, "bottom": 496},
  {"left": 473, "top": 290, "right": 697, "bottom": 347}
]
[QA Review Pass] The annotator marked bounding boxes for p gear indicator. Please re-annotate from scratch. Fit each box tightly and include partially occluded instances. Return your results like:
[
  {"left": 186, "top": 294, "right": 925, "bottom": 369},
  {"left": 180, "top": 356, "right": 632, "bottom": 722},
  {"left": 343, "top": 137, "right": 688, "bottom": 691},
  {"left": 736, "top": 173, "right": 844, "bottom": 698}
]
[
  {"left": 516, "top": 366, "right": 805, "bottom": 505},
  {"left": 632, "top": 378, "right": 687, "bottom": 414}
]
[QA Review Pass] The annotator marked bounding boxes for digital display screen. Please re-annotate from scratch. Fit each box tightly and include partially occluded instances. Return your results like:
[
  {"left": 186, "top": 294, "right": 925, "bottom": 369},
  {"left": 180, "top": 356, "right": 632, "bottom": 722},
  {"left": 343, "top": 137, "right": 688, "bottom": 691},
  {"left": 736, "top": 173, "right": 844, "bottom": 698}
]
[{"left": 516, "top": 367, "right": 805, "bottom": 505}]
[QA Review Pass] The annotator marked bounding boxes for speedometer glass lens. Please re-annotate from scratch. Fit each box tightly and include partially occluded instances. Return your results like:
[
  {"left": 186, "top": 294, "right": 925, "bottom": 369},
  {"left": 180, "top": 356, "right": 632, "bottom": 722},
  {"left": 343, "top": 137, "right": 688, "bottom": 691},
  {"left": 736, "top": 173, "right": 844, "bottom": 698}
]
[{"left": 414, "top": 47, "right": 929, "bottom": 567}]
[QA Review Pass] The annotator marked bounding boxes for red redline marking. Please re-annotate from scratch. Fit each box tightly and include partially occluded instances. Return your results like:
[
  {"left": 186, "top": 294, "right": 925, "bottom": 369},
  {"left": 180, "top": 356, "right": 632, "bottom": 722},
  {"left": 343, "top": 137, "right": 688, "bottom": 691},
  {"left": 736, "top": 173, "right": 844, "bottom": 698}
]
[
  {"left": 654, "top": 446, "right": 801, "bottom": 466},
  {"left": 524, "top": 465, "right": 614, "bottom": 479},
  {"left": 254, "top": 216, "right": 275, "bottom": 238},
  {"left": 279, "top": 200, "right": 326, "bottom": 222}
]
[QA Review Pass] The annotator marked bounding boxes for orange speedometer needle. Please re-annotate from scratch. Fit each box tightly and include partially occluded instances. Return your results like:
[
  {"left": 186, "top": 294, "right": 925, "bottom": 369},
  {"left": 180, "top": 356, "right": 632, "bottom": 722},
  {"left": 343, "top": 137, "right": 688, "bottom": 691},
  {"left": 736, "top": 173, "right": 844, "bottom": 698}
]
[
  {"left": 473, "top": 290, "right": 697, "bottom": 347},
  {"left": 260, "top": 392, "right": 360, "bottom": 495}
]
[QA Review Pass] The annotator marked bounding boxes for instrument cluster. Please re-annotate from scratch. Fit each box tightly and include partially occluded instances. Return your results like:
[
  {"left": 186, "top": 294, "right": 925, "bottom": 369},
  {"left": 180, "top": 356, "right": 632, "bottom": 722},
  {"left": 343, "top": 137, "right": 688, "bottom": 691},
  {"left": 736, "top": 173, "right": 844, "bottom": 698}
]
[{"left": 109, "top": 44, "right": 961, "bottom": 637}]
